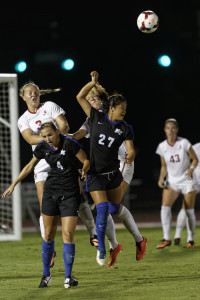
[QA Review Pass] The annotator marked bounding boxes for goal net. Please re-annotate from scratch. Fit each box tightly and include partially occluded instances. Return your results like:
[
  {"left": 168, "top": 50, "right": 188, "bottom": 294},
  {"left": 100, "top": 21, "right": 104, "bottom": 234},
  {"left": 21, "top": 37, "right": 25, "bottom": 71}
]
[{"left": 0, "top": 74, "right": 22, "bottom": 241}]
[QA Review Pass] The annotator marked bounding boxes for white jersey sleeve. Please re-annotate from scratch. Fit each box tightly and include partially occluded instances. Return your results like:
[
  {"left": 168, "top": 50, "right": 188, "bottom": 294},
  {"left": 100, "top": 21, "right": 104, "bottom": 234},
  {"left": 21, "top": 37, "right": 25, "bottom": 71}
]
[
  {"left": 44, "top": 101, "right": 65, "bottom": 119},
  {"left": 18, "top": 114, "right": 31, "bottom": 133},
  {"left": 80, "top": 117, "right": 90, "bottom": 138}
]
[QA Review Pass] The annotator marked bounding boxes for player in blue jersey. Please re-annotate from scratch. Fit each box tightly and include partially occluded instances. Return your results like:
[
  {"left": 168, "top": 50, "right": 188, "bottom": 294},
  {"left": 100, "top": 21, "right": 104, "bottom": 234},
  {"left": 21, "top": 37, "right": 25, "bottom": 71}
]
[
  {"left": 76, "top": 71, "right": 147, "bottom": 266},
  {"left": 69, "top": 82, "right": 147, "bottom": 267},
  {"left": 2, "top": 121, "right": 90, "bottom": 288}
]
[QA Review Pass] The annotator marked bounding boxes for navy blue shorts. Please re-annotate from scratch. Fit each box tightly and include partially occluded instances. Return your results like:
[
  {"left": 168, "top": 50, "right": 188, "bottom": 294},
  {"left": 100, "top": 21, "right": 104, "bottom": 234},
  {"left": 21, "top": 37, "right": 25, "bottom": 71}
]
[
  {"left": 42, "top": 191, "right": 80, "bottom": 217},
  {"left": 85, "top": 169, "right": 123, "bottom": 192}
]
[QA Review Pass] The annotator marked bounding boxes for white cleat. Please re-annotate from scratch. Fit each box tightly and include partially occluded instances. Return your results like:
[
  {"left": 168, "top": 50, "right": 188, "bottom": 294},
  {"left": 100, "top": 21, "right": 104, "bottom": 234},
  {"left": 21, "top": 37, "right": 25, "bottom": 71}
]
[
  {"left": 96, "top": 249, "right": 106, "bottom": 266},
  {"left": 64, "top": 276, "right": 78, "bottom": 288}
]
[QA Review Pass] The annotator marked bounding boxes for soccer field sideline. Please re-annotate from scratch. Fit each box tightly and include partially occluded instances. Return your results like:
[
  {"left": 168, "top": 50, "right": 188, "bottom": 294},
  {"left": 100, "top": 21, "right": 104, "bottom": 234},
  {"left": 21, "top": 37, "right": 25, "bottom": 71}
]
[{"left": 22, "top": 220, "right": 200, "bottom": 233}]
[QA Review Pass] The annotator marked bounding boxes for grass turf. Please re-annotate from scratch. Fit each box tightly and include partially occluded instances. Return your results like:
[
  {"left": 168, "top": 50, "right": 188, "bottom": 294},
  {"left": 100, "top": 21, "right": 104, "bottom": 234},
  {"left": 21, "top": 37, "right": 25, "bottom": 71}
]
[{"left": 0, "top": 227, "right": 199, "bottom": 300}]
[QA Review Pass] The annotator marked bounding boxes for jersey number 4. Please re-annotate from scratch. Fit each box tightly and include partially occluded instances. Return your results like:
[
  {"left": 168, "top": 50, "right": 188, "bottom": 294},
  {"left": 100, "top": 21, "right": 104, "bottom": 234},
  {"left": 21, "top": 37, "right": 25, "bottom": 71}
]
[
  {"left": 98, "top": 134, "right": 115, "bottom": 147},
  {"left": 57, "top": 161, "right": 64, "bottom": 170},
  {"left": 170, "top": 154, "right": 180, "bottom": 162}
]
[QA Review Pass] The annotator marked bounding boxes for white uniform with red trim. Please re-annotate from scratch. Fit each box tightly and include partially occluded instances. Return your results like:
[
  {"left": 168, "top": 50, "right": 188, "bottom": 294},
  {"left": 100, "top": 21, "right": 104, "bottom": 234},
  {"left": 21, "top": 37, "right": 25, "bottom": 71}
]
[
  {"left": 156, "top": 137, "right": 196, "bottom": 194},
  {"left": 80, "top": 117, "right": 134, "bottom": 184},
  {"left": 192, "top": 143, "right": 200, "bottom": 192},
  {"left": 18, "top": 101, "right": 65, "bottom": 183}
]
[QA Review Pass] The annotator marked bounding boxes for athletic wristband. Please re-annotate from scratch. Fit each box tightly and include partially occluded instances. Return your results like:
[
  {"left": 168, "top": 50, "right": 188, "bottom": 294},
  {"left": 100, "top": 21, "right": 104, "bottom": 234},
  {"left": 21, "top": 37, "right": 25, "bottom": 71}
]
[{"left": 190, "top": 165, "right": 195, "bottom": 169}]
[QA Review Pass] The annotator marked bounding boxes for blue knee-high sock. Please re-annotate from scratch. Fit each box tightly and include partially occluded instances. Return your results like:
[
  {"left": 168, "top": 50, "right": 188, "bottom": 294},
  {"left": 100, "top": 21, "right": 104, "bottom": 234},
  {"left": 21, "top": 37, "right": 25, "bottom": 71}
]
[
  {"left": 63, "top": 243, "right": 75, "bottom": 279},
  {"left": 96, "top": 202, "right": 109, "bottom": 252},
  {"left": 42, "top": 240, "right": 55, "bottom": 277}
]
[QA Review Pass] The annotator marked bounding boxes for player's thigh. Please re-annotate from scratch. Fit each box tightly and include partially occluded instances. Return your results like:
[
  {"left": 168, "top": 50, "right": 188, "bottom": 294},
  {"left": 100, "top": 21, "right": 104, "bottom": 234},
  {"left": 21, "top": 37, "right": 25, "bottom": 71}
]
[
  {"left": 162, "top": 188, "right": 179, "bottom": 207},
  {"left": 90, "top": 190, "right": 108, "bottom": 205},
  {"left": 183, "top": 190, "right": 196, "bottom": 209},
  {"left": 61, "top": 216, "right": 78, "bottom": 243},
  {"left": 107, "top": 185, "right": 122, "bottom": 204},
  {"left": 120, "top": 180, "right": 129, "bottom": 199},
  {"left": 43, "top": 215, "right": 59, "bottom": 242},
  {"left": 35, "top": 180, "right": 46, "bottom": 209}
]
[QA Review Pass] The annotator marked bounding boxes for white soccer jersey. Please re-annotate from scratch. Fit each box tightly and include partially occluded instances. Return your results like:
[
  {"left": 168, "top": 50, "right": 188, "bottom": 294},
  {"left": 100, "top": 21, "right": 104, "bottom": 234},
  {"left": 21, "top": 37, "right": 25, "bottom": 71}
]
[
  {"left": 156, "top": 137, "right": 192, "bottom": 185},
  {"left": 192, "top": 143, "right": 200, "bottom": 191},
  {"left": 18, "top": 101, "right": 65, "bottom": 175}
]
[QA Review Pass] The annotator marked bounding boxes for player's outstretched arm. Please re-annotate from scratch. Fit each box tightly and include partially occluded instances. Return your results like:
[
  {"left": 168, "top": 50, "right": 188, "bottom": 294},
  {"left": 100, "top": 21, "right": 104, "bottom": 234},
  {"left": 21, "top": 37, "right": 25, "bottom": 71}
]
[
  {"left": 65, "top": 129, "right": 87, "bottom": 140},
  {"left": 76, "top": 71, "right": 99, "bottom": 118},
  {"left": 1, "top": 157, "right": 40, "bottom": 199},
  {"left": 76, "top": 148, "right": 90, "bottom": 181}
]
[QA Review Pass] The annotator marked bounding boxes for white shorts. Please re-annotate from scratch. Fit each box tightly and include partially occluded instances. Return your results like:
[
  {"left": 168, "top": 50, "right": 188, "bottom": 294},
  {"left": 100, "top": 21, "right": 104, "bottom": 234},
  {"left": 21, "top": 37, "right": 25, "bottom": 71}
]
[
  {"left": 34, "top": 159, "right": 50, "bottom": 183},
  {"left": 34, "top": 171, "right": 49, "bottom": 183},
  {"left": 119, "top": 161, "right": 134, "bottom": 184},
  {"left": 167, "top": 182, "right": 196, "bottom": 194}
]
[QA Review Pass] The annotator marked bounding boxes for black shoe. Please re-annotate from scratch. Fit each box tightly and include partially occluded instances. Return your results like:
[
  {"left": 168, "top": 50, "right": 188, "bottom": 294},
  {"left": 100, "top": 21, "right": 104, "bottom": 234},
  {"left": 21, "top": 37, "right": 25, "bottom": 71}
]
[
  {"left": 64, "top": 276, "right": 78, "bottom": 288},
  {"left": 174, "top": 238, "right": 181, "bottom": 245},
  {"left": 90, "top": 235, "right": 98, "bottom": 247},
  {"left": 38, "top": 275, "right": 52, "bottom": 288}
]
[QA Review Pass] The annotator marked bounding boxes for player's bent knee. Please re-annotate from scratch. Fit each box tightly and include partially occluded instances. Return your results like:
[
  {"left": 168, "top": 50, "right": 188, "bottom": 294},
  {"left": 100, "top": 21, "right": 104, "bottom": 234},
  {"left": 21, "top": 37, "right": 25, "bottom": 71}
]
[{"left": 108, "top": 203, "right": 121, "bottom": 214}]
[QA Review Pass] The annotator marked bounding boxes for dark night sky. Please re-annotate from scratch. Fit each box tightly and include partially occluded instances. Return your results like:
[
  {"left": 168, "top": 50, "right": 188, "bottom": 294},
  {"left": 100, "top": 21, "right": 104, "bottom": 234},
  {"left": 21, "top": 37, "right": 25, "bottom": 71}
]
[{"left": 1, "top": 1, "right": 200, "bottom": 192}]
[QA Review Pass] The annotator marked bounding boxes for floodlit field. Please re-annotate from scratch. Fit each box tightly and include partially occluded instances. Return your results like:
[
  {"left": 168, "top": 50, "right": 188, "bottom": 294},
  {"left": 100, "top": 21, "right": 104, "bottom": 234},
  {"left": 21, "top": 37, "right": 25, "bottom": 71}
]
[{"left": 0, "top": 227, "right": 200, "bottom": 300}]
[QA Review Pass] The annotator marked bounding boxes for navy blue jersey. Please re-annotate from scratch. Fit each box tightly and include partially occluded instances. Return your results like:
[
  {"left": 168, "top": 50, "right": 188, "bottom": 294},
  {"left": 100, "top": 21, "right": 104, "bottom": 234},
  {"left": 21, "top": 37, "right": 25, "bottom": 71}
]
[
  {"left": 33, "top": 134, "right": 83, "bottom": 196},
  {"left": 89, "top": 107, "right": 134, "bottom": 174}
]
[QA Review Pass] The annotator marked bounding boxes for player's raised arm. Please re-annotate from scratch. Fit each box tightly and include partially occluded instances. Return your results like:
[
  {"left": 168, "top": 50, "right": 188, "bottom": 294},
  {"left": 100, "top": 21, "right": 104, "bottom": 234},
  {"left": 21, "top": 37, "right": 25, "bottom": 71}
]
[
  {"left": 76, "top": 71, "right": 99, "bottom": 118},
  {"left": 1, "top": 156, "right": 40, "bottom": 198}
]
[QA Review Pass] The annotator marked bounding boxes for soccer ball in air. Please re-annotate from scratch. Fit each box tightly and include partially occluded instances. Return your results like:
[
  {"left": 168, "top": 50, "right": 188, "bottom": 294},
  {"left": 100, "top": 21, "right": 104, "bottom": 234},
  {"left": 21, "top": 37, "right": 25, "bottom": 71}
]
[{"left": 137, "top": 10, "right": 159, "bottom": 33}]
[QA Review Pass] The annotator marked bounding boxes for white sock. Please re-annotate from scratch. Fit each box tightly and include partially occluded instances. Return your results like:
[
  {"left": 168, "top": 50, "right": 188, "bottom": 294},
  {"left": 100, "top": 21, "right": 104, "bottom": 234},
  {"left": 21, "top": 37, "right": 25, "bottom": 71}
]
[
  {"left": 117, "top": 205, "right": 143, "bottom": 243},
  {"left": 39, "top": 215, "right": 45, "bottom": 239},
  {"left": 106, "top": 214, "right": 118, "bottom": 250},
  {"left": 174, "top": 208, "right": 187, "bottom": 239},
  {"left": 185, "top": 209, "right": 196, "bottom": 242},
  {"left": 161, "top": 206, "right": 171, "bottom": 241},
  {"left": 78, "top": 202, "right": 97, "bottom": 238}
]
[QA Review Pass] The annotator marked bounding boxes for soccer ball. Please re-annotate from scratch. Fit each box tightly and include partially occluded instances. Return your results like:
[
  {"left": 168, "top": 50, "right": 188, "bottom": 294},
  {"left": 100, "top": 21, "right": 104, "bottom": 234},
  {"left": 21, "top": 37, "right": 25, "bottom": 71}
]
[{"left": 137, "top": 10, "right": 159, "bottom": 33}]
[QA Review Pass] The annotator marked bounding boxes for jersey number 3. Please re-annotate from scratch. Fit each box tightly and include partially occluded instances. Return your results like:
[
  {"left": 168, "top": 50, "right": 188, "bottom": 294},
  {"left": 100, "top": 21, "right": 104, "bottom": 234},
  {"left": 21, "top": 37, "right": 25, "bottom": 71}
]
[{"left": 170, "top": 154, "right": 180, "bottom": 163}]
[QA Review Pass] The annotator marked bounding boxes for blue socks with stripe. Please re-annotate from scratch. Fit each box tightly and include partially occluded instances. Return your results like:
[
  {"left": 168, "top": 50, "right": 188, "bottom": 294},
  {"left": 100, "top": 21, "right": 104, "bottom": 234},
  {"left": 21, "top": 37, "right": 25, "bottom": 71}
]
[
  {"left": 63, "top": 243, "right": 75, "bottom": 279},
  {"left": 42, "top": 240, "right": 55, "bottom": 277},
  {"left": 96, "top": 202, "right": 109, "bottom": 252}
]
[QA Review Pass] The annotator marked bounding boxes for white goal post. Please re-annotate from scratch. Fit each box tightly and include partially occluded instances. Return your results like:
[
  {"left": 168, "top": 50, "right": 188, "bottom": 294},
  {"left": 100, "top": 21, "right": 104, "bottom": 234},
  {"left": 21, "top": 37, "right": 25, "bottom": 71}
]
[{"left": 0, "top": 74, "right": 22, "bottom": 241}]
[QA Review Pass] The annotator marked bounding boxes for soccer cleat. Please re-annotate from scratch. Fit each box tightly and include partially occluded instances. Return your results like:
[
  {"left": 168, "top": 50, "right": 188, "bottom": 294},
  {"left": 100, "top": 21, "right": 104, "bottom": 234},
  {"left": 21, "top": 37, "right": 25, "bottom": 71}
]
[
  {"left": 136, "top": 237, "right": 147, "bottom": 261},
  {"left": 96, "top": 248, "right": 106, "bottom": 266},
  {"left": 50, "top": 250, "right": 56, "bottom": 268},
  {"left": 108, "top": 243, "right": 122, "bottom": 267},
  {"left": 156, "top": 239, "right": 171, "bottom": 249},
  {"left": 64, "top": 276, "right": 78, "bottom": 288},
  {"left": 174, "top": 238, "right": 181, "bottom": 245},
  {"left": 187, "top": 241, "right": 195, "bottom": 248},
  {"left": 38, "top": 275, "right": 52, "bottom": 288},
  {"left": 90, "top": 235, "right": 98, "bottom": 248}
]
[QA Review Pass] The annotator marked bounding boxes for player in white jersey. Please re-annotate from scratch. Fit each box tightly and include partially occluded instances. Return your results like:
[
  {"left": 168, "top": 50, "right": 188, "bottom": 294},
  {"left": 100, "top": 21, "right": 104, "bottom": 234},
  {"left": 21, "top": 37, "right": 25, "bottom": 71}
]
[
  {"left": 156, "top": 118, "right": 198, "bottom": 249},
  {"left": 67, "top": 81, "right": 146, "bottom": 267},
  {"left": 18, "top": 81, "right": 70, "bottom": 267},
  {"left": 174, "top": 142, "right": 200, "bottom": 247}
]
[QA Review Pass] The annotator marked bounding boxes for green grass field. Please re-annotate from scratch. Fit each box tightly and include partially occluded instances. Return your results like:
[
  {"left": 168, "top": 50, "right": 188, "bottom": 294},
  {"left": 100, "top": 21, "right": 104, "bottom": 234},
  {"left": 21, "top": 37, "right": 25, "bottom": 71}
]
[{"left": 0, "top": 226, "right": 200, "bottom": 300}]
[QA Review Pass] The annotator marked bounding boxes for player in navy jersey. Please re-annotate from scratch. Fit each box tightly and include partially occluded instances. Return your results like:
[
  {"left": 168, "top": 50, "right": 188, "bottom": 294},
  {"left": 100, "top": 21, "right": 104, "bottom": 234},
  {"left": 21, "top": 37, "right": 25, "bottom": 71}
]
[
  {"left": 76, "top": 71, "right": 146, "bottom": 266},
  {"left": 2, "top": 122, "right": 90, "bottom": 289},
  {"left": 69, "top": 83, "right": 147, "bottom": 267}
]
